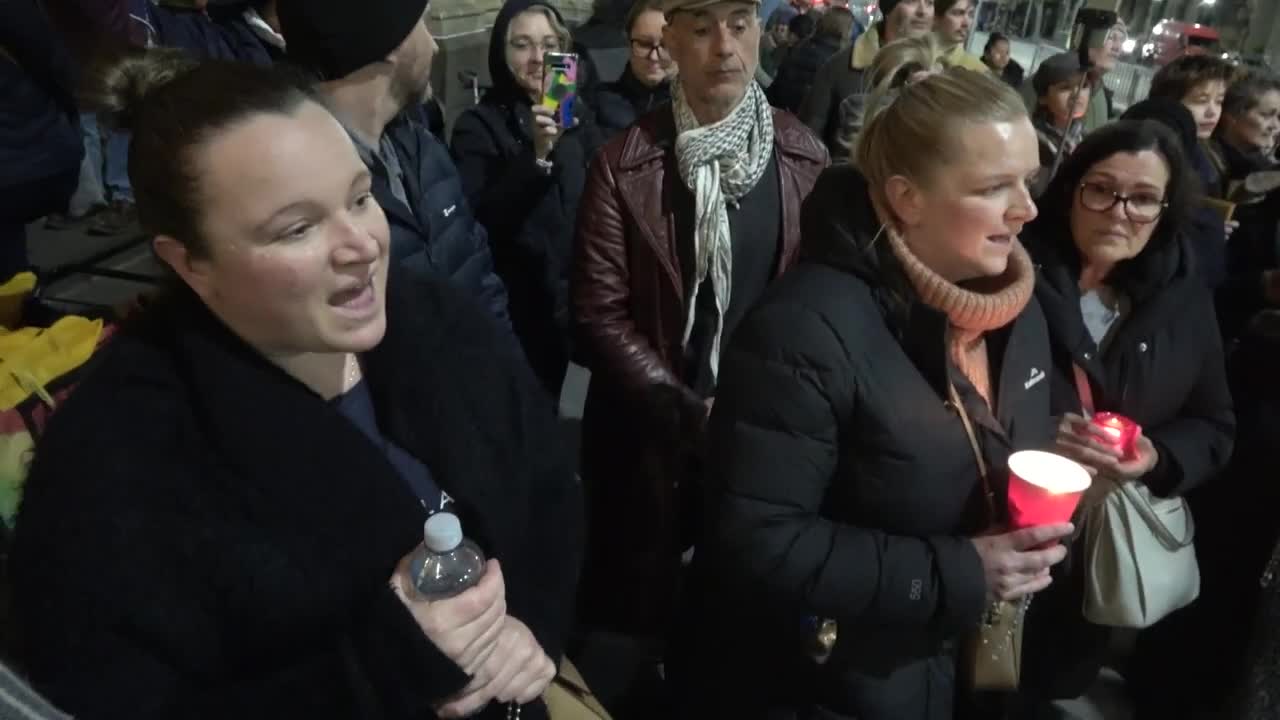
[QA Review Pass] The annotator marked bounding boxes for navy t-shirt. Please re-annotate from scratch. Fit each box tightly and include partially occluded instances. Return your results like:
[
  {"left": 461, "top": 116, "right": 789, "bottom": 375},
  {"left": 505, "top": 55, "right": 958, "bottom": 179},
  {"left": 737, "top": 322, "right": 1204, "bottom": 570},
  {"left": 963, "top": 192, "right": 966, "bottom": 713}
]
[{"left": 332, "top": 379, "right": 452, "bottom": 516}]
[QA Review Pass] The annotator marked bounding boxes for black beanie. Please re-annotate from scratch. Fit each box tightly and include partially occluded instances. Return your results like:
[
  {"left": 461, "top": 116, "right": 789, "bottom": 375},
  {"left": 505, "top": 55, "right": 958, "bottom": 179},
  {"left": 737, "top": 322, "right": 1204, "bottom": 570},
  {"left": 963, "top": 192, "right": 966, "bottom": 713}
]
[{"left": 277, "top": 0, "right": 429, "bottom": 80}]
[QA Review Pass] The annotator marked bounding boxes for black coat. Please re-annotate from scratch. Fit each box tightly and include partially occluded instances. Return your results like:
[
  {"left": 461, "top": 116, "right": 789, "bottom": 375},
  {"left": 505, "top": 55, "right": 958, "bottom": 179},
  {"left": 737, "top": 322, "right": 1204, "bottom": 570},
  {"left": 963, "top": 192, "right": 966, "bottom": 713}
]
[
  {"left": 1018, "top": 226, "right": 1235, "bottom": 702},
  {"left": 451, "top": 0, "right": 606, "bottom": 394},
  {"left": 374, "top": 112, "right": 512, "bottom": 330},
  {"left": 766, "top": 35, "right": 843, "bottom": 114},
  {"left": 673, "top": 166, "right": 1056, "bottom": 719},
  {"left": 1029, "top": 234, "right": 1234, "bottom": 498},
  {"left": 1208, "top": 139, "right": 1280, "bottom": 341},
  {"left": 593, "top": 65, "right": 670, "bottom": 139},
  {"left": 10, "top": 273, "right": 583, "bottom": 720}
]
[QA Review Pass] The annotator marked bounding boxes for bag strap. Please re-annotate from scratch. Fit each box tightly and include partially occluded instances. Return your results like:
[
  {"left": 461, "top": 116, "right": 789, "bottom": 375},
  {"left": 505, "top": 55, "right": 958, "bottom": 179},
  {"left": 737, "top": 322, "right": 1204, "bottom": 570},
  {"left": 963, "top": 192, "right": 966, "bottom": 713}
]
[
  {"left": 948, "top": 383, "right": 996, "bottom": 522},
  {"left": 1072, "top": 363, "right": 1095, "bottom": 415},
  {"left": 1116, "top": 480, "right": 1196, "bottom": 549}
]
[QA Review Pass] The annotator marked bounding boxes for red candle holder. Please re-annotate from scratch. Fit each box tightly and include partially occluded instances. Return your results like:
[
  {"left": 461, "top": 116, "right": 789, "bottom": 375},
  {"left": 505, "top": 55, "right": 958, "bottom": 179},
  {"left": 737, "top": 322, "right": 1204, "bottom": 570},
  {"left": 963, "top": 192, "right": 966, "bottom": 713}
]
[
  {"left": 1007, "top": 450, "right": 1092, "bottom": 530},
  {"left": 1090, "top": 412, "right": 1140, "bottom": 460}
]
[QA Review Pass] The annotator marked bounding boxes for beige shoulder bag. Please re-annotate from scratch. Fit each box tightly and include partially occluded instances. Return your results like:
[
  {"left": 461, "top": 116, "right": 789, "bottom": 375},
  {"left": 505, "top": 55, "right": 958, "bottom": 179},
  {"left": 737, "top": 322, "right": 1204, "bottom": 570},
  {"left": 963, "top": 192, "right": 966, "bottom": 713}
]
[{"left": 1072, "top": 365, "right": 1200, "bottom": 629}]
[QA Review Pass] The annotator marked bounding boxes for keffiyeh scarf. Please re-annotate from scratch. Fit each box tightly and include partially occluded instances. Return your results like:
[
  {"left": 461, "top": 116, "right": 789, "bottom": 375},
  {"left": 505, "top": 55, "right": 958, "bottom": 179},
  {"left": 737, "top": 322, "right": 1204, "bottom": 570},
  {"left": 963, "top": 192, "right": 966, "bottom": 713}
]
[{"left": 672, "top": 76, "right": 774, "bottom": 381}]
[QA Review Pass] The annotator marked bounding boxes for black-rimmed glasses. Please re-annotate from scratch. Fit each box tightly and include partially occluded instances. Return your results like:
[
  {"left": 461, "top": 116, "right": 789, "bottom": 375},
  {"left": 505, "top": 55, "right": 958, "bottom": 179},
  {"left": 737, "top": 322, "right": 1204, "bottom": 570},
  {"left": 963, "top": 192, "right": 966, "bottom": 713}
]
[
  {"left": 1078, "top": 181, "right": 1167, "bottom": 224},
  {"left": 630, "top": 39, "right": 667, "bottom": 59}
]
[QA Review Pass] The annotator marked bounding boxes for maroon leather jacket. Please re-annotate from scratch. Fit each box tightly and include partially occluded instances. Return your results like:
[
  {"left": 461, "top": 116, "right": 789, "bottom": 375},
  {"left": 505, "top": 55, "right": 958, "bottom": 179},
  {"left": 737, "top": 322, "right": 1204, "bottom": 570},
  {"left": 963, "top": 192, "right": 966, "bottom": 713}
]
[{"left": 571, "top": 105, "right": 827, "bottom": 635}]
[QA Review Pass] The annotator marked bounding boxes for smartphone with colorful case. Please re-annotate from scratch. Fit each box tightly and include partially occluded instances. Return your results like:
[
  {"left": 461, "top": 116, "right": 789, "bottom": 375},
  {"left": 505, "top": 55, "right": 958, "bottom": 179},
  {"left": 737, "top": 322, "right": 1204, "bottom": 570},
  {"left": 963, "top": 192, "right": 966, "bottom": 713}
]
[{"left": 541, "top": 52, "right": 579, "bottom": 127}]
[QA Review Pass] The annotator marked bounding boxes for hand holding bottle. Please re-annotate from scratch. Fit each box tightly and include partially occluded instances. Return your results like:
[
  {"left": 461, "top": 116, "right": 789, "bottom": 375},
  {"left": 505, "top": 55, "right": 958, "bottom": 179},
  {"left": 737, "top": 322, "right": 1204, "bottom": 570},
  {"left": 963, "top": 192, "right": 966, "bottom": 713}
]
[{"left": 390, "top": 556, "right": 507, "bottom": 677}]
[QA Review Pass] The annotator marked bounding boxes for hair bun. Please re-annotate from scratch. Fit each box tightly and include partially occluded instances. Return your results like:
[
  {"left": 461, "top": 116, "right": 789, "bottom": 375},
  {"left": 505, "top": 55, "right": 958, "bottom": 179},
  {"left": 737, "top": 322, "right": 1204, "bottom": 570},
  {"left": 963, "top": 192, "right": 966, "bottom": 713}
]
[{"left": 88, "top": 48, "right": 198, "bottom": 131}]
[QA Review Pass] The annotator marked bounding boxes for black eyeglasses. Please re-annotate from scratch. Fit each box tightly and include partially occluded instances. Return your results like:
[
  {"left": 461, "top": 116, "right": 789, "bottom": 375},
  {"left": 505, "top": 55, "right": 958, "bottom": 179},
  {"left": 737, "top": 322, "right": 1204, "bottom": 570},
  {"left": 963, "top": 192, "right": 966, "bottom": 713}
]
[
  {"left": 1078, "top": 181, "right": 1167, "bottom": 224},
  {"left": 630, "top": 39, "right": 667, "bottom": 58}
]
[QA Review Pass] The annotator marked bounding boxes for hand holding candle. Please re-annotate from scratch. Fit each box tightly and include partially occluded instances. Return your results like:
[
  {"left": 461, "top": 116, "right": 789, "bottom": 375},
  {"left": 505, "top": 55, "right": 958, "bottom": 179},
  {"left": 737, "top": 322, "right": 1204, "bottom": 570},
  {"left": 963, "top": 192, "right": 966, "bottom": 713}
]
[
  {"left": 971, "top": 523, "right": 1073, "bottom": 601},
  {"left": 1089, "top": 412, "right": 1140, "bottom": 460},
  {"left": 1053, "top": 413, "right": 1160, "bottom": 482}
]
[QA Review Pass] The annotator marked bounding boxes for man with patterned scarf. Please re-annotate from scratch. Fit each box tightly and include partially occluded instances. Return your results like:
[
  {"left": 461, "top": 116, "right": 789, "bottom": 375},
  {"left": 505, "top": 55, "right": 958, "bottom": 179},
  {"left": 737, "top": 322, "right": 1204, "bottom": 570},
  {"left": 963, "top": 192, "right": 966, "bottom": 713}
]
[{"left": 571, "top": 0, "right": 828, "bottom": 669}]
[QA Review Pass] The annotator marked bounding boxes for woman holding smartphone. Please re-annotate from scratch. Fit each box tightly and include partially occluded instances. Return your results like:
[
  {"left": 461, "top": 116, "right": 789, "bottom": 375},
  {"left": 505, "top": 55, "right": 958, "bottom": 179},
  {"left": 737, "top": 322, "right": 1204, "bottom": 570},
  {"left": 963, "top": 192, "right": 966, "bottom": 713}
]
[{"left": 451, "top": 0, "right": 604, "bottom": 399}]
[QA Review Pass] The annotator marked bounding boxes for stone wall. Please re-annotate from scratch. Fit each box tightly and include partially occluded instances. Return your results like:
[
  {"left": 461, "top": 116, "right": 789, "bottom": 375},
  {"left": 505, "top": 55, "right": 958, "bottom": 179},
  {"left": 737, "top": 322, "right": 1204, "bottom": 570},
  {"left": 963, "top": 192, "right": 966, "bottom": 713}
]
[{"left": 427, "top": 0, "right": 594, "bottom": 133}]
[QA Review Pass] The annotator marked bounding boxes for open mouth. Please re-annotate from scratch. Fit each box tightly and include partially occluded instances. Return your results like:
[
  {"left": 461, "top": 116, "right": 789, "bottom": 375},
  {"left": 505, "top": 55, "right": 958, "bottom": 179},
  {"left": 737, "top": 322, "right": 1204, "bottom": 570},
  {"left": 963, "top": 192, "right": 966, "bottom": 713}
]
[
  {"left": 987, "top": 234, "right": 1013, "bottom": 246},
  {"left": 330, "top": 277, "right": 376, "bottom": 313}
]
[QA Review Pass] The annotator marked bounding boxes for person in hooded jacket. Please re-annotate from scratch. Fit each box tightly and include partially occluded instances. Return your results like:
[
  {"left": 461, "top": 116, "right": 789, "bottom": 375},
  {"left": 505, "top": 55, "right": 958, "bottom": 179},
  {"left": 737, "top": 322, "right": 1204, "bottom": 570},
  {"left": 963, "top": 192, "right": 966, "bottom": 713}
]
[
  {"left": 451, "top": 0, "right": 605, "bottom": 397},
  {"left": 669, "top": 68, "right": 1071, "bottom": 720},
  {"left": 1014, "top": 120, "right": 1235, "bottom": 718},
  {"left": 592, "top": 0, "right": 673, "bottom": 139}
]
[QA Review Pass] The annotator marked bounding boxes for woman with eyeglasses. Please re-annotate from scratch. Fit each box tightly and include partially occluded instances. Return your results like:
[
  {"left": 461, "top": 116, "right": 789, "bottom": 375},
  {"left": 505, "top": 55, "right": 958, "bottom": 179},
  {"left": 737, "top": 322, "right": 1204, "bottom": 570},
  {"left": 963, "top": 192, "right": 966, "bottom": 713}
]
[
  {"left": 451, "top": 0, "right": 605, "bottom": 398},
  {"left": 593, "top": 0, "right": 674, "bottom": 139},
  {"left": 1015, "top": 120, "right": 1235, "bottom": 717}
]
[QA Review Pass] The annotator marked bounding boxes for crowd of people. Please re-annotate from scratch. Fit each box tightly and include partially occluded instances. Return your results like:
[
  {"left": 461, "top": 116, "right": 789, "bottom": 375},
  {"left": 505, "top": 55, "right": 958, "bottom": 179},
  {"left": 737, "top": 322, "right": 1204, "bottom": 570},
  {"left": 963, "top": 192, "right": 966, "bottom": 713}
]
[{"left": 3, "top": 0, "right": 1280, "bottom": 719}]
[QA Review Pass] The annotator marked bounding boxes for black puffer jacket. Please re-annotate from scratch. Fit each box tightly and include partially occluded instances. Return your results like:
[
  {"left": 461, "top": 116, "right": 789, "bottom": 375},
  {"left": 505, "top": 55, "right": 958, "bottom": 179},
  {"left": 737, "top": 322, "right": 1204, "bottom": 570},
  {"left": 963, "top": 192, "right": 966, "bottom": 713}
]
[
  {"left": 1017, "top": 220, "right": 1236, "bottom": 703},
  {"left": 451, "top": 0, "right": 605, "bottom": 395},
  {"left": 1029, "top": 230, "right": 1234, "bottom": 498},
  {"left": 672, "top": 165, "right": 1056, "bottom": 719},
  {"left": 373, "top": 112, "right": 512, "bottom": 328}
]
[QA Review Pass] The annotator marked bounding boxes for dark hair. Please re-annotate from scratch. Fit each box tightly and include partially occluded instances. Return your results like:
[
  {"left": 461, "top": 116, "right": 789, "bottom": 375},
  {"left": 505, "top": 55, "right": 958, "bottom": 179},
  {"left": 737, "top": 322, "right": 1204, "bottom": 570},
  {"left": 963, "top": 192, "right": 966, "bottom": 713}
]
[
  {"left": 623, "top": 0, "right": 662, "bottom": 36},
  {"left": 984, "top": 32, "right": 1009, "bottom": 55},
  {"left": 788, "top": 12, "right": 816, "bottom": 40},
  {"left": 1031, "top": 120, "right": 1199, "bottom": 297},
  {"left": 816, "top": 7, "right": 853, "bottom": 41},
  {"left": 1149, "top": 54, "right": 1238, "bottom": 102},
  {"left": 86, "top": 49, "right": 316, "bottom": 258},
  {"left": 1224, "top": 70, "right": 1280, "bottom": 117},
  {"left": 935, "top": 0, "right": 966, "bottom": 17}
]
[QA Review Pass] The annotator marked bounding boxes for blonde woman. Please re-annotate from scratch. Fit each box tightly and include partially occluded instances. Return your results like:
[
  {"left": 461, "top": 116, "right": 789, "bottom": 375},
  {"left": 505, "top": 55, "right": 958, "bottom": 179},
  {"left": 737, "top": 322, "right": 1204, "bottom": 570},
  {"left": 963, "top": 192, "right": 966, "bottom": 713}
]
[
  {"left": 839, "top": 34, "right": 943, "bottom": 160},
  {"left": 672, "top": 68, "right": 1070, "bottom": 720}
]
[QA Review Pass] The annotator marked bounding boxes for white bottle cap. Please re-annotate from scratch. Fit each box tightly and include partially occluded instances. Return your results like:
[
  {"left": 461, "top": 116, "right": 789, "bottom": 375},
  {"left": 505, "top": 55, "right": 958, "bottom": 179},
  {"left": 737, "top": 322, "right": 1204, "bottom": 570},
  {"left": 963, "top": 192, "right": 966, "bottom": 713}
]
[{"left": 423, "top": 512, "right": 464, "bottom": 553}]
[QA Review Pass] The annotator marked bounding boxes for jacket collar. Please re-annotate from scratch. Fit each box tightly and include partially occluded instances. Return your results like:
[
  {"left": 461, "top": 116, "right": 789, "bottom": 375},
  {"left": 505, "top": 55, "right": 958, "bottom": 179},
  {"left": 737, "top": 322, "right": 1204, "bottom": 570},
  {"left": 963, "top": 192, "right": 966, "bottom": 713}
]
[
  {"left": 153, "top": 273, "right": 518, "bottom": 581},
  {"left": 1032, "top": 237, "right": 1198, "bottom": 394},
  {"left": 616, "top": 104, "right": 827, "bottom": 171},
  {"left": 895, "top": 281, "right": 1030, "bottom": 429},
  {"left": 617, "top": 104, "right": 675, "bottom": 171},
  {"left": 354, "top": 113, "right": 422, "bottom": 232}
]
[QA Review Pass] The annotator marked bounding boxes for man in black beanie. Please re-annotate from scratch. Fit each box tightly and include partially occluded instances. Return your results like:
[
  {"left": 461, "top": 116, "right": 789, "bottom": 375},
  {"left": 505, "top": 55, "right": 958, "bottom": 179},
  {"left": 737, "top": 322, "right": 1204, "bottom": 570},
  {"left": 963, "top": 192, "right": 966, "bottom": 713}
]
[{"left": 276, "top": 0, "right": 511, "bottom": 328}]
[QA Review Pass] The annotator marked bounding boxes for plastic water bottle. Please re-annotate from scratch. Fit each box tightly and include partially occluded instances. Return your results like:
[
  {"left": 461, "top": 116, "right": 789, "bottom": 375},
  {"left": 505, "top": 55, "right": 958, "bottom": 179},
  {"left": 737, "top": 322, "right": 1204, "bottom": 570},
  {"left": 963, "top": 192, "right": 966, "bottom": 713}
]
[{"left": 410, "top": 512, "right": 486, "bottom": 599}]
